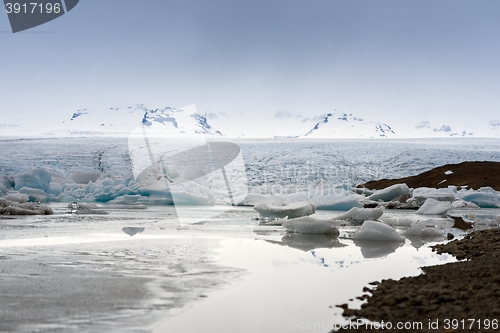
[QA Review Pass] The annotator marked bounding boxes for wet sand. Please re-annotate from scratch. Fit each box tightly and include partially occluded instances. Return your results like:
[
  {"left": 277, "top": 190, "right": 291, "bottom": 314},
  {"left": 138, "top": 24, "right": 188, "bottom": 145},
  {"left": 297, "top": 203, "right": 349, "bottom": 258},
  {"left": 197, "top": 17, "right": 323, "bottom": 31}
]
[{"left": 336, "top": 228, "right": 500, "bottom": 332}]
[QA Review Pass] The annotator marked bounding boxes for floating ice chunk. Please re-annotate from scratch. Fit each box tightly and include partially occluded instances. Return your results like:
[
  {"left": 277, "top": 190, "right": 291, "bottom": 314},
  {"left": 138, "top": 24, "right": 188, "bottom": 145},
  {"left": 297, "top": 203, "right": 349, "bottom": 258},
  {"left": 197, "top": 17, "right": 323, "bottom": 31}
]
[
  {"left": 70, "top": 172, "right": 103, "bottom": 184},
  {"left": 403, "top": 220, "right": 446, "bottom": 238},
  {"left": 0, "top": 175, "right": 13, "bottom": 194},
  {"left": 451, "top": 200, "right": 480, "bottom": 209},
  {"left": 14, "top": 168, "right": 52, "bottom": 192},
  {"left": 240, "top": 193, "right": 283, "bottom": 207},
  {"left": 461, "top": 191, "right": 500, "bottom": 208},
  {"left": 352, "top": 221, "right": 405, "bottom": 241},
  {"left": 412, "top": 187, "right": 457, "bottom": 202},
  {"left": 369, "top": 184, "right": 411, "bottom": 202},
  {"left": 313, "top": 195, "right": 363, "bottom": 211},
  {"left": 254, "top": 202, "right": 315, "bottom": 220},
  {"left": 18, "top": 187, "right": 48, "bottom": 202},
  {"left": 416, "top": 198, "right": 453, "bottom": 215},
  {"left": 4, "top": 192, "right": 29, "bottom": 203},
  {"left": 336, "top": 207, "right": 384, "bottom": 223},
  {"left": 67, "top": 202, "right": 108, "bottom": 214},
  {"left": 381, "top": 216, "right": 417, "bottom": 227},
  {"left": 108, "top": 195, "right": 142, "bottom": 205},
  {"left": 444, "top": 170, "right": 454, "bottom": 175},
  {"left": 282, "top": 216, "right": 340, "bottom": 235},
  {"left": 0, "top": 198, "right": 53, "bottom": 215},
  {"left": 170, "top": 181, "right": 216, "bottom": 205}
]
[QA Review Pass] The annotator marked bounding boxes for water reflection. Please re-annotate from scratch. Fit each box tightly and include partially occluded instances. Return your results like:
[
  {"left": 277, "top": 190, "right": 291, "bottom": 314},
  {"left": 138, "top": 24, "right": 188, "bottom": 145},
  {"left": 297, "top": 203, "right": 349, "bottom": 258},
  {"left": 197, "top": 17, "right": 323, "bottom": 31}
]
[
  {"left": 352, "top": 239, "right": 404, "bottom": 258},
  {"left": 405, "top": 234, "right": 446, "bottom": 249},
  {"left": 266, "top": 233, "right": 347, "bottom": 252},
  {"left": 122, "top": 227, "right": 145, "bottom": 237}
]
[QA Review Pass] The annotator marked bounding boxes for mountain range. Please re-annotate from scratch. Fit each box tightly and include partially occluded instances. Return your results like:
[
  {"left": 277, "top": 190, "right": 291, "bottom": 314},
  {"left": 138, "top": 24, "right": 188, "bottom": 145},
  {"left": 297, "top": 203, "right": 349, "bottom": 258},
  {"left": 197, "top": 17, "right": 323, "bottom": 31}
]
[{"left": 1, "top": 104, "right": 499, "bottom": 138}]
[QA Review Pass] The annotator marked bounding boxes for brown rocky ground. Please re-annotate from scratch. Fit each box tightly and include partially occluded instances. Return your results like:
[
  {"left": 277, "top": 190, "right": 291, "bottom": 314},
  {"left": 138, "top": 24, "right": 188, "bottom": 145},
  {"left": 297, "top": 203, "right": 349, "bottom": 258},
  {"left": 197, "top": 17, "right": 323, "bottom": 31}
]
[
  {"left": 335, "top": 228, "right": 500, "bottom": 332},
  {"left": 360, "top": 161, "right": 500, "bottom": 191}
]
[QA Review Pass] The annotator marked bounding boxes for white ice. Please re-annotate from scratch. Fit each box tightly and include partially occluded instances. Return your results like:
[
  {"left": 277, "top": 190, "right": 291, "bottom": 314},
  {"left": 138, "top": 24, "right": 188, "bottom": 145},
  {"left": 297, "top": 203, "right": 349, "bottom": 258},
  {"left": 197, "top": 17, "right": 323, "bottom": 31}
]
[
  {"left": 282, "top": 216, "right": 341, "bottom": 235},
  {"left": 369, "top": 183, "right": 411, "bottom": 202},
  {"left": 461, "top": 188, "right": 500, "bottom": 208},
  {"left": 416, "top": 198, "right": 453, "bottom": 215},
  {"left": 412, "top": 187, "right": 457, "bottom": 203},
  {"left": 352, "top": 221, "right": 405, "bottom": 241},
  {"left": 254, "top": 202, "right": 315, "bottom": 220},
  {"left": 336, "top": 207, "right": 384, "bottom": 223}
]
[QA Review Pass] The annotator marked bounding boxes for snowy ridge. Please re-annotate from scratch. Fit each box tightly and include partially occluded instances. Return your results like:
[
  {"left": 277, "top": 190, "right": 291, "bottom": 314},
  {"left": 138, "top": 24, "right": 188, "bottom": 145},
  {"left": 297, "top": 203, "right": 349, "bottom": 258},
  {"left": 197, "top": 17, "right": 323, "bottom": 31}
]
[
  {"left": 1, "top": 105, "right": 223, "bottom": 137},
  {"left": 303, "top": 110, "right": 395, "bottom": 138},
  {"left": 141, "top": 105, "right": 223, "bottom": 136}
]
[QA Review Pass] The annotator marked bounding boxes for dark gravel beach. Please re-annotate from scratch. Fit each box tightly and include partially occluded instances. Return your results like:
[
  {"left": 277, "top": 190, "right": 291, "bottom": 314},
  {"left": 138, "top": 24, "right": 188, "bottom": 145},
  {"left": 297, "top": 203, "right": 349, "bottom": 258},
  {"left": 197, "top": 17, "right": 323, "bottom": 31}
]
[{"left": 335, "top": 228, "right": 500, "bottom": 333}]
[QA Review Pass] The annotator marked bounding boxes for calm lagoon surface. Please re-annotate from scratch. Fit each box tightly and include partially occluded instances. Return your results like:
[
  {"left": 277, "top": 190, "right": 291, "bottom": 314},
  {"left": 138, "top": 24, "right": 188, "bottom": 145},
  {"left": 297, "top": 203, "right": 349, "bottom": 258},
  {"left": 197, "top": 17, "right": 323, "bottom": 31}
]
[
  {"left": 1, "top": 137, "right": 500, "bottom": 332},
  {"left": 0, "top": 204, "right": 468, "bottom": 333}
]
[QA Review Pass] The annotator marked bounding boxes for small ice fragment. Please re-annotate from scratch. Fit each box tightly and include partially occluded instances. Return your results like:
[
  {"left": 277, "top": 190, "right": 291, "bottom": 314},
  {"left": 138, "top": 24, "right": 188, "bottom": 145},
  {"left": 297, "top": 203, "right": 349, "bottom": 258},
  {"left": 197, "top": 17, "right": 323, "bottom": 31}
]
[
  {"left": 416, "top": 198, "right": 453, "bottom": 215},
  {"left": 282, "top": 216, "right": 340, "bottom": 235},
  {"left": 336, "top": 207, "right": 384, "bottom": 223},
  {"left": 369, "top": 184, "right": 411, "bottom": 202},
  {"left": 254, "top": 202, "right": 315, "bottom": 220},
  {"left": 352, "top": 221, "right": 405, "bottom": 241}
]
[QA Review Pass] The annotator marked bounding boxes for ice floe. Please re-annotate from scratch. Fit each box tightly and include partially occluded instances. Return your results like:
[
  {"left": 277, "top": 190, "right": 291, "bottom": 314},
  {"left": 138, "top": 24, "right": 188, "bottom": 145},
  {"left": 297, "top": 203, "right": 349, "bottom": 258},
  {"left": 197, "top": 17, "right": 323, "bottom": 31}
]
[
  {"left": 254, "top": 202, "right": 315, "bottom": 221},
  {"left": 352, "top": 221, "right": 405, "bottom": 241},
  {"left": 0, "top": 198, "right": 53, "bottom": 215},
  {"left": 368, "top": 183, "right": 411, "bottom": 202},
  {"left": 461, "top": 188, "right": 500, "bottom": 208},
  {"left": 336, "top": 207, "right": 384, "bottom": 223},
  {"left": 282, "top": 216, "right": 341, "bottom": 235},
  {"left": 416, "top": 198, "right": 453, "bottom": 215}
]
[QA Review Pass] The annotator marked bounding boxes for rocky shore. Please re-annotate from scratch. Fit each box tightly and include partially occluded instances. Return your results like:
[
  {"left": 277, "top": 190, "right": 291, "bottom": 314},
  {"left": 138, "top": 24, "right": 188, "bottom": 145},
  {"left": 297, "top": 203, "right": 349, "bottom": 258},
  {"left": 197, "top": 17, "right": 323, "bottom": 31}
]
[
  {"left": 360, "top": 161, "right": 500, "bottom": 191},
  {"left": 335, "top": 228, "right": 500, "bottom": 332}
]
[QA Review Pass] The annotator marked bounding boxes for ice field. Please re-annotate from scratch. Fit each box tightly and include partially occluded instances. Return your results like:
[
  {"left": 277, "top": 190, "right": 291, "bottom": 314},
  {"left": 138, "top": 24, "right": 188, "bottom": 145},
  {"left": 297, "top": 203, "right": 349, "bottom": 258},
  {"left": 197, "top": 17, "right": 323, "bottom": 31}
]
[{"left": 1, "top": 137, "right": 500, "bottom": 332}]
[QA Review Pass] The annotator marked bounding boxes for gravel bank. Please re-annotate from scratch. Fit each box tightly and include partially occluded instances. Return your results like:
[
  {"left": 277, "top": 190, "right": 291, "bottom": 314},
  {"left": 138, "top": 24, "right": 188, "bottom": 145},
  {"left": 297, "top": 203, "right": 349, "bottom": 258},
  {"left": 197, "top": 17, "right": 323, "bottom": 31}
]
[{"left": 335, "top": 228, "right": 500, "bottom": 332}]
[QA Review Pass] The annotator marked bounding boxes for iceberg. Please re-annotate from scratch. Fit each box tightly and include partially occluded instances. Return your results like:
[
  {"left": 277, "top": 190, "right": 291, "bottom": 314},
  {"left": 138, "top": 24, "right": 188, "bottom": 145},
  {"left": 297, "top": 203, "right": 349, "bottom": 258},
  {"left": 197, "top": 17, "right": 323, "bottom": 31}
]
[
  {"left": 254, "top": 202, "right": 315, "bottom": 220},
  {"left": 14, "top": 168, "right": 52, "bottom": 192},
  {"left": 336, "top": 207, "right": 384, "bottom": 223},
  {"left": 352, "top": 221, "right": 405, "bottom": 241},
  {"left": 461, "top": 190, "right": 500, "bottom": 208},
  {"left": 412, "top": 187, "right": 457, "bottom": 203},
  {"left": 368, "top": 184, "right": 411, "bottom": 202},
  {"left": 416, "top": 198, "right": 453, "bottom": 215},
  {"left": 312, "top": 195, "right": 363, "bottom": 211},
  {"left": 403, "top": 220, "right": 447, "bottom": 238},
  {"left": 0, "top": 198, "right": 53, "bottom": 215},
  {"left": 282, "top": 216, "right": 340, "bottom": 235}
]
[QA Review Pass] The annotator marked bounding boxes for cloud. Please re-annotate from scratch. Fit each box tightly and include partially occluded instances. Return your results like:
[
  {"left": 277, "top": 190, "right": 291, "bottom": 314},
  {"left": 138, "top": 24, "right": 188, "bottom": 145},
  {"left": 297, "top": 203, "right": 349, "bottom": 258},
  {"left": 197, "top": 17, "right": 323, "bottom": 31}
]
[
  {"left": 275, "top": 110, "right": 302, "bottom": 118},
  {"left": 206, "top": 112, "right": 228, "bottom": 120},
  {"left": 415, "top": 121, "right": 430, "bottom": 129},
  {"left": 434, "top": 125, "right": 451, "bottom": 132}
]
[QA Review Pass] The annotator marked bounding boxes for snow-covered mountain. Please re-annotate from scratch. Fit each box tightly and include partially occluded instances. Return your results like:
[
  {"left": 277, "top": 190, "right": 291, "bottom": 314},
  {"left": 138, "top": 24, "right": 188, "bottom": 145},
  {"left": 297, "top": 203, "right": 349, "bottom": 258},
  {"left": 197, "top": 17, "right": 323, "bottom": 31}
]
[
  {"left": 65, "top": 104, "right": 223, "bottom": 136},
  {"left": 302, "top": 110, "right": 396, "bottom": 138},
  {"left": 0, "top": 104, "right": 223, "bottom": 137},
  {"left": 2, "top": 103, "right": 499, "bottom": 138}
]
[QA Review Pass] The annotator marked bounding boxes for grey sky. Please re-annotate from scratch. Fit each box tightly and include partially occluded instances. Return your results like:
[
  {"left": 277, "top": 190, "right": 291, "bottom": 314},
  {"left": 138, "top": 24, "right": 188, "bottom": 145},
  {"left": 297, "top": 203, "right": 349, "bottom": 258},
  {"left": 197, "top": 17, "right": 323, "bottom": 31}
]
[{"left": 1, "top": 0, "right": 500, "bottom": 134}]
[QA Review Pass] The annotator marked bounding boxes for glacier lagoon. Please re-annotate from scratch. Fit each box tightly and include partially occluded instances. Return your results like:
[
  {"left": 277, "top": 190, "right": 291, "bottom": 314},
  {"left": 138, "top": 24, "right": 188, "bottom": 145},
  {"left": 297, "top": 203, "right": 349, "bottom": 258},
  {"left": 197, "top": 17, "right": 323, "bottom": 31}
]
[{"left": 1, "top": 137, "right": 500, "bottom": 332}]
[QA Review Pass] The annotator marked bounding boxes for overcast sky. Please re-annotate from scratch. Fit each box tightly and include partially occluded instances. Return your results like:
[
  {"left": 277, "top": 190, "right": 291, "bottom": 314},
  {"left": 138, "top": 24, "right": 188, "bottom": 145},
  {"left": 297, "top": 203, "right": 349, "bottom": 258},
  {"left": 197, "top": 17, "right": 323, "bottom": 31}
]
[{"left": 1, "top": 0, "right": 500, "bottom": 135}]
